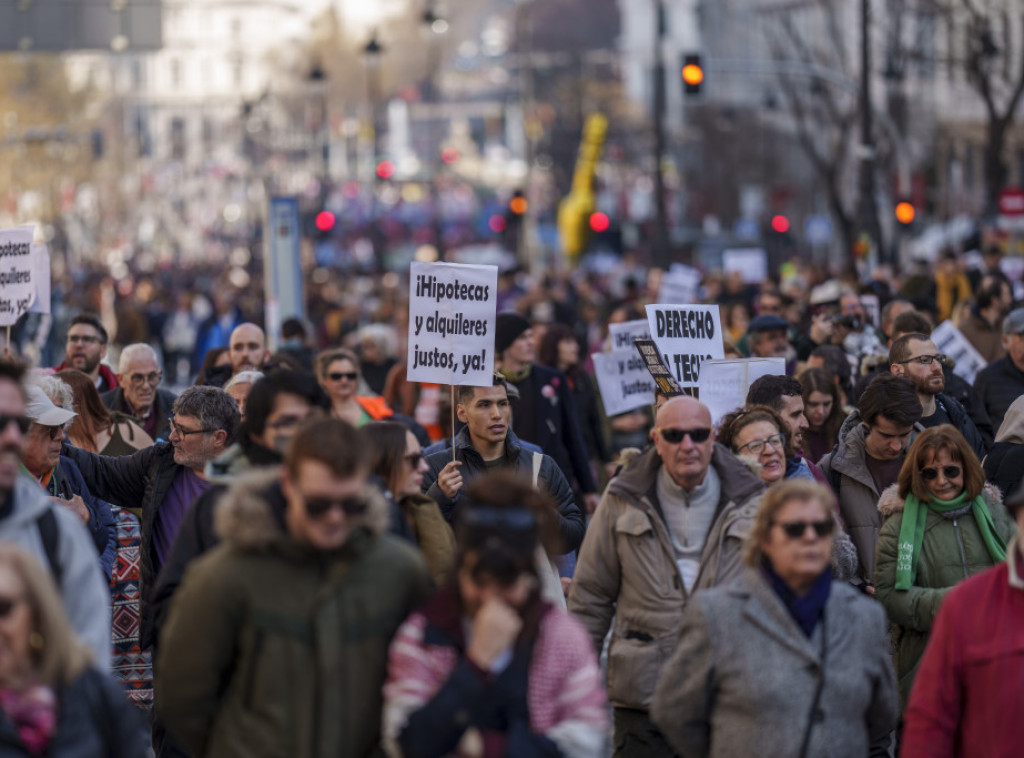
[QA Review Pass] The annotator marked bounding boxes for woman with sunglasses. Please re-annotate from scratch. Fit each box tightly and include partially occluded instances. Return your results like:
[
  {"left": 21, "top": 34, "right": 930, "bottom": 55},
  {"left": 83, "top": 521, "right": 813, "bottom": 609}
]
[
  {"left": 651, "top": 479, "right": 897, "bottom": 756},
  {"left": 361, "top": 421, "right": 454, "bottom": 585},
  {"left": 874, "top": 424, "right": 1016, "bottom": 708},
  {"left": 0, "top": 543, "right": 147, "bottom": 756},
  {"left": 316, "top": 348, "right": 394, "bottom": 428},
  {"left": 719, "top": 406, "right": 860, "bottom": 582}
]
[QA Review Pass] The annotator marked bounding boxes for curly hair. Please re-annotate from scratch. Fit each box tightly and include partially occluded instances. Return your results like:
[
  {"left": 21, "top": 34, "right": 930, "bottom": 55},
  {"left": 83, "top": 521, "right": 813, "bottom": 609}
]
[{"left": 718, "top": 404, "right": 794, "bottom": 461}]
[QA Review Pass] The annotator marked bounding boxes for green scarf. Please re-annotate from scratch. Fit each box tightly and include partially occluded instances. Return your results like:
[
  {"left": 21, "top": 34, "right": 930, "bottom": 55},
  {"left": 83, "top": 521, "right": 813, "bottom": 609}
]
[
  {"left": 895, "top": 490, "right": 1008, "bottom": 590},
  {"left": 498, "top": 364, "right": 532, "bottom": 384}
]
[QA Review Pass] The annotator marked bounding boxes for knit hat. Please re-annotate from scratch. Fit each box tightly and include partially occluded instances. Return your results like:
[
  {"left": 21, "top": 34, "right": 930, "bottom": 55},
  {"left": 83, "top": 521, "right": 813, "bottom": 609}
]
[{"left": 495, "top": 313, "right": 532, "bottom": 354}]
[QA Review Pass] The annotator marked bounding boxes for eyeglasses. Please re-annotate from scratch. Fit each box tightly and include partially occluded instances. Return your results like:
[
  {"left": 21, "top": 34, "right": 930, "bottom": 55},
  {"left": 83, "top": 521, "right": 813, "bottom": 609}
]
[
  {"left": 405, "top": 451, "right": 423, "bottom": 467},
  {"left": 896, "top": 354, "right": 944, "bottom": 366},
  {"left": 169, "top": 419, "right": 214, "bottom": 437},
  {"left": 0, "top": 414, "right": 31, "bottom": 434},
  {"left": 656, "top": 427, "right": 712, "bottom": 444},
  {"left": 66, "top": 334, "right": 103, "bottom": 345},
  {"left": 128, "top": 371, "right": 162, "bottom": 387},
  {"left": 302, "top": 495, "right": 368, "bottom": 518},
  {"left": 738, "top": 432, "right": 786, "bottom": 456},
  {"left": 773, "top": 520, "right": 834, "bottom": 539},
  {"left": 920, "top": 465, "right": 961, "bottom": 481},
  {"left": 328, "top": 372, "right": 358, "bottom": 382},
  {"left": 0, "top": 596, "right": 23, "bottom": 618},
  {"left": 37, "top": 425, "right": 66, "bottom": 441}
]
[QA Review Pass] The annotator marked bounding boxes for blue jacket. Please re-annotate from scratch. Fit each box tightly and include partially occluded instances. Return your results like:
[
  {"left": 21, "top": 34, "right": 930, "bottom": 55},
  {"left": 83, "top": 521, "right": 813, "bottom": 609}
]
[{"left": 52, "top": 456, "right": 117, "bottom": 580}]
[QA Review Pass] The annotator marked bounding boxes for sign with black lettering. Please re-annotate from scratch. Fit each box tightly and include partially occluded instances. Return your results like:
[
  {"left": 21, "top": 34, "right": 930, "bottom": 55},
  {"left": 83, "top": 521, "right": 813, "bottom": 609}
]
[
  {"left": 407, "top": 261, "right": 498, "bottom": 386},
  {"left": 645, "top": 304, "right": 725, "bottom": 387},
  {"left": 932, "top": 320, "right": 987, "bottom": 386},
  {"left": 634, "top": 339, "right": 684, "bottom": 397},
  {"left": 608, "top": 319, "right": 651, "bottom": 351},
  {"left": 0, "top": 226, "right": 38, "bottom": 327},
  {"left": 592, "top": 349, "right": 655, "bottom": 416}
]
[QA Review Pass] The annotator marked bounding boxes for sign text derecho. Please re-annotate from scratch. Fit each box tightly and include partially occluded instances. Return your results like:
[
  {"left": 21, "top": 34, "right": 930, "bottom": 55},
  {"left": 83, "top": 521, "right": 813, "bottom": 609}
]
[
  {"left": 645, "top": 304, "right": 725, "bottom": 387},
  {"left": 407, "top": 261, "right": 498, "bottom": 386}
]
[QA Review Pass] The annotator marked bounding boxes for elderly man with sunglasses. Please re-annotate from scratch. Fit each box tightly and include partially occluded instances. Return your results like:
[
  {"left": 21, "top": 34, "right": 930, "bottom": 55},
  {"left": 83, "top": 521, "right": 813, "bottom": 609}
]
[
  {"left": 569, "top": 395, "right": 765, "bottom": 757},
  {"left": 156, "top": 416, "right": 431, "bottom": 758}
]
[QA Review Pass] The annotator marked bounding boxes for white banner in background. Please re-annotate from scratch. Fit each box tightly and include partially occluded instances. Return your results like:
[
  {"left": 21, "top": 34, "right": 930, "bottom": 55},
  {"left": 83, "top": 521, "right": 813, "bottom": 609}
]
[
  {"left": 0, "top": 227, "right": 37, "bottom": 327},
  {"left": 931, "top": 320, "right": 987, "bottom": 386},
  {"left": 646, "top": 303, "right": 725, "bottom": 387},
  {"left": 608, "top": 319, "right": 651, "bottom": 351},
  {"left": 699, "top": 358, "right": 787, "bottom": 426},
  {"left": 592, "top": 349, "right": 656, "bottom": 416}
]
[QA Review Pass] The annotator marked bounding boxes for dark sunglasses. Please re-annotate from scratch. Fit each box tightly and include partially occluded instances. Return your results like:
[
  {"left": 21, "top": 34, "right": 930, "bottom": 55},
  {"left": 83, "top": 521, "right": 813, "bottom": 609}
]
[
  {"left": 405, "top": 451, "right": 423, "bottom": 467},
  {"left": 774, "top": 520, "right": 835, "bottom": 539},
  {"left": 328, "top": 372, "right": 359, "bottom": 382},
  {"left": 656, "top": 427, "right": 712, "bottom": 444},
  {"left": 0, "top": 414, "right": 31, "bottom": 434},
  {"left": 303, "top": 495, "right": 368, "bottom": 518},
  {"left": 920, "top": 465, "right": 961, "bottom": 481},
  {"left": 40, "top": 425, "right": 65, "bottom": 440},
  {"left": 0, "top": 596, "right": 23, "bottom": 618}
]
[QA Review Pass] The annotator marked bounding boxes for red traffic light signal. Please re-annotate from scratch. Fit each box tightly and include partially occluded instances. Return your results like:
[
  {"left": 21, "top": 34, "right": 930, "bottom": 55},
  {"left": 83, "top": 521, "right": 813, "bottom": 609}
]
[
  {"left": 682, "top": 53, "right": 704, "bottom": 95},
  {"left": 770, "top": 215, "right": 790, "bottom": 234},
  {"left": 376, "top": 160, "right": 396, "bottom": 179},
  {"left": 589, "top": 212, "right": 610, "bottom": 233},
  {"left": 488, "top": 214, "right": 507, "bottom": 233},
  {"left": 315, "top": 211, "right": 336, "bottom": 232}
]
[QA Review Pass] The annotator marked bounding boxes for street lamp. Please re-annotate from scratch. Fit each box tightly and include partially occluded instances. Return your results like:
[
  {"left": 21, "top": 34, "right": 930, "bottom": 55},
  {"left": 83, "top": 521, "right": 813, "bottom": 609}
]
[
  {"left": 422, "top": 4, "right": 446, "bottom": 258},
  {"left": 364, "top": 31, "right": 385, "bottom": 271}
]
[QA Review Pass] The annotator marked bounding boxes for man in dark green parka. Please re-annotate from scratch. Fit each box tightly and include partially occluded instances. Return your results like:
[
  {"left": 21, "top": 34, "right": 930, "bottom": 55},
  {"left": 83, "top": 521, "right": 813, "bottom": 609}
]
[{"left": 156, "top": 417, "right": 432, "bottom": 758}]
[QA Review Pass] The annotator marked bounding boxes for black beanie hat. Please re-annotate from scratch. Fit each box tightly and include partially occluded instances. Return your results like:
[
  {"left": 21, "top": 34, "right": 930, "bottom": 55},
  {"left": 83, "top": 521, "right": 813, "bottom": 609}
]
[{"left": 495, "top": 313, "right": 531, "bottom": 355}]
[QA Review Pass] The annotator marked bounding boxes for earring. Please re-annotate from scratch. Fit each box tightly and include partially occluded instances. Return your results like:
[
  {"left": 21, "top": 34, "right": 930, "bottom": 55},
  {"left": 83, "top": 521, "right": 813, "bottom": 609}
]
[{"left": 28, "top": 632, "right": 44, "bottom": 652}]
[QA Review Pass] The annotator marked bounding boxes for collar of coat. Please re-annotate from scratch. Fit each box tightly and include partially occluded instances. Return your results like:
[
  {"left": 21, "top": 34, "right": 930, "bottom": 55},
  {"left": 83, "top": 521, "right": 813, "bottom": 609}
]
[
  {"left": 452, "top": 426, "right": 523, "bottom": 464},
  {"left": 877, "top": 481, "right": 1003, "bottom": 518},
  {"left": 608, "top": 443, "right": 763, "bottom": 507},
  {"left": 213, "top": 466, "right": 390, "bottom": 551}
]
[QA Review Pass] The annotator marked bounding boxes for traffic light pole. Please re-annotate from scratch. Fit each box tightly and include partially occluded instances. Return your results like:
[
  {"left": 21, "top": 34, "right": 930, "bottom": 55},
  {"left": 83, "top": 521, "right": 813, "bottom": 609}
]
[
  {"left": 652, "top": 0, "right": 671, "bottom": 269},
  {"left": 855, "top": 0, "right": 884, "bottom": 266}
]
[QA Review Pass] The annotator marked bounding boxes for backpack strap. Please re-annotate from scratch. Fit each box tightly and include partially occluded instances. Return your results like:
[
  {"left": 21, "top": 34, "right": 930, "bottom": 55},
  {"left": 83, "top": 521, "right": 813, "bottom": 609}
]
[
  {"left": 531, "top": 451, "right": 542, "bottom": 488},
  {"left": 36, "top": 508, "right": 62, "bottom": 585}
]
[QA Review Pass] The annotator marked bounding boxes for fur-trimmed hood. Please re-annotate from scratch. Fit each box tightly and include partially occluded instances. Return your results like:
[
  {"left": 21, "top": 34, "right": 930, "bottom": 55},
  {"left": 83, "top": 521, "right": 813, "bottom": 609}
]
[
  {"left": 877, "top": 481, "right": 1003, "bottom": 518},
  {"left": 214, "top": 466, "right": 391, "bottom": 550}
]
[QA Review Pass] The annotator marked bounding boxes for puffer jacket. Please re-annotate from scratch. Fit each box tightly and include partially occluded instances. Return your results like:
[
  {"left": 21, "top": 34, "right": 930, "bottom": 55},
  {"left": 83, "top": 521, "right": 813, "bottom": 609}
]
[
  {"left": 567, "top": 444, "right": 763, "bottom": 710},
  {"left": 155, "top": 468, "right": 433, "bottom": 758},
  {"left": 873, "top": 482, "right": 1017, "bottom": 706}
]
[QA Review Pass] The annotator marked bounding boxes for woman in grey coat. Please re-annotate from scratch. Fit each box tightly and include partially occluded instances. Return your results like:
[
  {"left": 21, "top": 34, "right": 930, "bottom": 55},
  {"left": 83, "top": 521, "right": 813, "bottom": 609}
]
[{"left": 651, "top": 479, "right": 898, "bottom": 758}]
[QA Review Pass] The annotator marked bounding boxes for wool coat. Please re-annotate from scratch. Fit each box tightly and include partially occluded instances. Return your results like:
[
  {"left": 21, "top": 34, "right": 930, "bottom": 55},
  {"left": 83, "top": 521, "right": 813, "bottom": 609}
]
[{"left": 650, "top": 569, "right": 898, "bottom": 758}]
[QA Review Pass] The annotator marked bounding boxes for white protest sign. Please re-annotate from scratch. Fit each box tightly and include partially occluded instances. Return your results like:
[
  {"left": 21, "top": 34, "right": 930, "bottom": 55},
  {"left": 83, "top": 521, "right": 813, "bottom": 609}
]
[
  {"left": 931, "top": 320, "right": 987, "bottom": 386},
  {"left": 27, "top": 244, "right": 50, "bottom": 315},
  {"left": 860, "top": 294, "right": 879, "bottom": 327},
  {"left": 646, "top": 304, "right": 725, "bottom": 387},
  {"left": 608, "top": 319, "right": 651, "bottom": 351},
  {"left": 592, "top": 349, "right": 655, "bottom": 416},
  {"left": 722, "top": 248, "right": 768, "bottom": 284},
  {"left": 658, "top": 264, "right": 702, "bottom": 304},
  {"left": 698, "top": 358, "right": 787, "bottom": 426},
  {"left": 407, "top": 261, "right": 498, "bottom": 386},
  {"left": 0, "top": 227, "right": 37, "bottom": 327}
]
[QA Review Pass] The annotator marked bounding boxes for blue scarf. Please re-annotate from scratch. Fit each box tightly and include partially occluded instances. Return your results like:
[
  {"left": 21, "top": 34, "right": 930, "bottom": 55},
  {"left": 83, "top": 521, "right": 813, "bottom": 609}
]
[{"left": 762, "top": 557, "right": 832, "bottom": 638}]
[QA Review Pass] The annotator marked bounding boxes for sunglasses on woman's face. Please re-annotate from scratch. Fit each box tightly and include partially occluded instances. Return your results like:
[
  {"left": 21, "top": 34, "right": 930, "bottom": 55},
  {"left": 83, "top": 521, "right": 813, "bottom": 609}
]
[
  {"left": 773, "top": 520, "right": 834, "bottom": 539},
  {"left": 328, "top": 372, "right": 359, "bottom": 382},
  {"left": 920, "top": 465, "right": 961, "bottom": 481}
]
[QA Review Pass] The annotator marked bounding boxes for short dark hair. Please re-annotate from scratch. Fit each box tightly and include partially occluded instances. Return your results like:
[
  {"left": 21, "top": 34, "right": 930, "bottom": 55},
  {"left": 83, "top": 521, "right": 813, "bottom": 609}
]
[
  {"left": 889, "top": 333, "right": 932, "bottom": 366},
  {"left": 745, "top": 375, "right": 803, "bottom": 413},
  {"left": 809, "top": 345, "right": 852, "bottom": 395},
  {"left": 858, "top": 373, "right": 922, "bottom": 428},
  {"left": 891, "top": 310, "right": 933, "bottom": 339},
  {"left": 285, "top": 416, "right": 365, "bottom": 480},
  {"left": 281, "top": 317, "right": 307, "bottom": 340},
  {"left": 0, "top": 360, "right": 26, "bottom": 388},
  {"left": 173, "top": 386, "right": 241, "bottom": 446},
  {"left": 67, "top": 313, "right": 108, "bottom": 345},
  {"left": 457, "top": 373, "right": 509, "bottom": 405},
  {"left": 239, "top": 369, "right": 328, "bottom": 439}
]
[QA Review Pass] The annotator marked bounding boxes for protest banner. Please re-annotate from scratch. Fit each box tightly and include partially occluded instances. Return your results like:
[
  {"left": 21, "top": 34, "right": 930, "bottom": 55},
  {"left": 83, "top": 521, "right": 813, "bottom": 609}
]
[
  {"left": 608, "top": 319, "right": 651, "bottom": 351},
  {"left": 722, "top": 248, "right": 768, "bottom": 284},
  {"left": 859, "top": 294, "right": 879, "bottom": 327},
  {"left": 658, "top": 264, "right": 702, "bottom": 304},
  {"left": 0, "top": 226, "right": 37, "bottom": 328},
  {"left": 634, "top": 338, "right": 684, "bottom": 397},
  {"left": 591, "top": 349, "right": 655, "bottom": 416},
  {"left": 407, "top": 260, "right": 498, "bottom": 386},
  {"left": 931, "top": 320, "right": 987, "bottom": 385},
  {"left": 698, "top": 358, "right": 787, "bottom": 425},
  {"left": 645, "top": 304, "right": 725, "bottom": 387},
  {"left": 27, "top": 244, "right": 50, "bottom": 315}
]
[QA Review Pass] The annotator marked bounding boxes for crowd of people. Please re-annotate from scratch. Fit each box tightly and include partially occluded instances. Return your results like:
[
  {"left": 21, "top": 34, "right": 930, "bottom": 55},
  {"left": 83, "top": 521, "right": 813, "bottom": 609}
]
[{"left": 0, "top": 244, "right": 1019, "bottom": 757}]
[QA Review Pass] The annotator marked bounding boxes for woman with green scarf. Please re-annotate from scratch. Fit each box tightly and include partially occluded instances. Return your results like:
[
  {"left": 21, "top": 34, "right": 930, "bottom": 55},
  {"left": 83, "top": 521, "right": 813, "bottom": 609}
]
[{"left": 874, "top": 425, "right": 1016, "bottom": 707}]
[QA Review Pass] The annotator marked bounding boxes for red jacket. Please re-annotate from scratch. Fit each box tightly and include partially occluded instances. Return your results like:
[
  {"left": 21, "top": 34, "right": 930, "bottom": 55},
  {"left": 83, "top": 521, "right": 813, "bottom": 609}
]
[
  {"left": 52, "top": 361, "right": 119, "bottom": 394},
  {"left": 901, "top": 541, "right": 1024, "bottom": 758}
]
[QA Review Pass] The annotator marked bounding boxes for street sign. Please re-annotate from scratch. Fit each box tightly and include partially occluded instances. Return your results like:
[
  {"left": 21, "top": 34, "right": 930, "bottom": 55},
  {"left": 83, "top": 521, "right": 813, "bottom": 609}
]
[
  {"left": 263, "top": 197, "right": 305, "bottom": 352},
  {"left": 998, "top": 186, "right": 1024, "bottom": 217}
]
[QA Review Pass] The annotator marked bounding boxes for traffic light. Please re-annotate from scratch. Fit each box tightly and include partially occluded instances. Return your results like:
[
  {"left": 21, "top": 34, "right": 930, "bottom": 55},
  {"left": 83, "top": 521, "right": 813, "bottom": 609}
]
[
  {"left": 315, "top": 211, "right": 336, "bottom": 233},
  {"left": 895, "top": 201, "right": 916, "bottom": 226},
  {"left": 502, "top": 190, "right": 527, "bottom": 251},
  {"left": 681, "top": 54, "right": 704, "bottom": 96}
]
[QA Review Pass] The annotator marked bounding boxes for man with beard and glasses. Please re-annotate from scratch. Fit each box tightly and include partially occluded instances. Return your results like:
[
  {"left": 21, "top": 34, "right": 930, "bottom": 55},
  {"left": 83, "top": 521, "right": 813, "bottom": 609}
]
[
  {"left": 890, "top": 333, "right": 987, "bottom": 458},
  {"left": 156, "top": 416, "right": 431, "bottom": 758},
  {"left": 61, "top": 385, "right": 239, "bottom": 650},
  {"left": 52, "top": 313, "right": 118, "bottom": 393},
  {"left": 569, "top": 396, "right": 764, "bottom": 756},
  {"left": 0, "top": 361, "right": 111, "bottom": 667},
  {"left": 383, "top": 472, "right": 608, "bottom": 758}
]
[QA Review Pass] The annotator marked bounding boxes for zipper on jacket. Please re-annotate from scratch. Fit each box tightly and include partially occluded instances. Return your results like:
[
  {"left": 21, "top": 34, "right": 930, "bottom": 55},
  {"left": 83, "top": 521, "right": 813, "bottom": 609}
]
[
  {"left": 242, "top": 628, "right": 265, "bottom": 710},
  {"left": 952, "top": 519, "right": 969, "bottom": 579}
]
